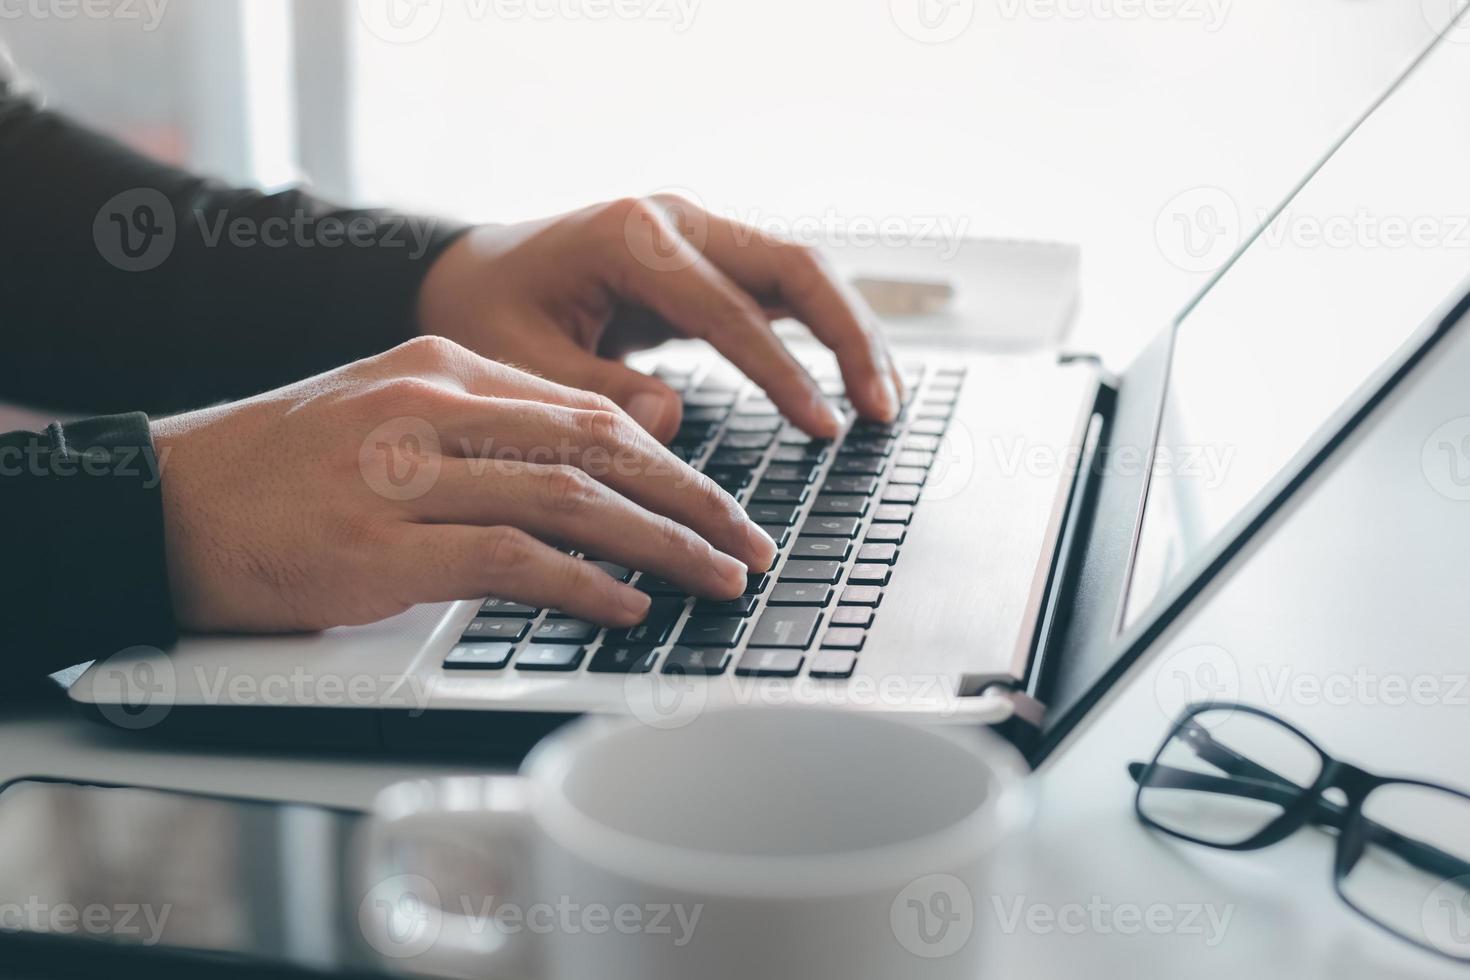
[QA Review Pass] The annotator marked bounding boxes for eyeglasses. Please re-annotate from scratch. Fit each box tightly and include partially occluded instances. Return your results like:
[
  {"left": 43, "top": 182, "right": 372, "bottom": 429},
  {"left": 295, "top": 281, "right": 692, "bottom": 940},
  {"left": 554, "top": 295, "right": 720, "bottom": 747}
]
[{"left": 1129, "top": 702, "right": 1470, "bottom": 963}]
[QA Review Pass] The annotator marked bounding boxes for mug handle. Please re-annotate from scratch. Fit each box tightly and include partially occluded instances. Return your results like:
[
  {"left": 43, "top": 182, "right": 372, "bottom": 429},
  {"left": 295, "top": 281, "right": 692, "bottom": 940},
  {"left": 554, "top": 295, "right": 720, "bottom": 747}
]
[{"left": 360, "top": 776, "right": 538, "bottom": 980}]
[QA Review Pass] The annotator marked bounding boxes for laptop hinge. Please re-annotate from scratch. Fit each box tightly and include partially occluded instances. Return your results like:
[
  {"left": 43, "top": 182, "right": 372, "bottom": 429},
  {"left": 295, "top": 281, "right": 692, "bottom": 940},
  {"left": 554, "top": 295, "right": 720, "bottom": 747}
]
[
  {"left": 1022, "top": 379, "right": 1115, "bottom": 702},
  {"left": 963, "top": 675, "right": 1046, "bottom": 759}
]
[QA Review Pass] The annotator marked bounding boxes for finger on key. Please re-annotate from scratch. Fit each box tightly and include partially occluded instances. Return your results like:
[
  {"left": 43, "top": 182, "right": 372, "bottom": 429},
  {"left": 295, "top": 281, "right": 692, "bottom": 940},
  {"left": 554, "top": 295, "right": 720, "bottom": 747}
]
[
  {"left": 432, "top": 395, "right": 777, "bottom": 571},
  {"left": 663, "top": 205, "right": 901, "bottom": 422},
  {"left": 409, "top": 459, "right": 752, "bottom": 599},
  {"left": 392, "top": 523, "right": 652, "bottom": 626},
  {"left": 601, "top": 199, "right": 843, "bottom": 439}
]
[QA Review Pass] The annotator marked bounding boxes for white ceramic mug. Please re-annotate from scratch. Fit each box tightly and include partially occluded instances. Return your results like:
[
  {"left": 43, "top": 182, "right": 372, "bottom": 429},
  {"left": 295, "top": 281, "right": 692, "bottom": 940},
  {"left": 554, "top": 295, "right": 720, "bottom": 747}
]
[{"left": 357, "top": 706, "right": 1029, "bottom": 980}]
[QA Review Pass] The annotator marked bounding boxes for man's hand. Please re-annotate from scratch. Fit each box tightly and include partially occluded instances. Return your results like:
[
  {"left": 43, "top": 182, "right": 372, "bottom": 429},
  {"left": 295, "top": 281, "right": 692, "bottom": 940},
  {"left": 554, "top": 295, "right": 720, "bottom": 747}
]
[
  {"left": 150, "top": 337, "right": 777, "bottom": 633},
  {"left": 416, "top": 196, "right": 904, "bottom": 443}
]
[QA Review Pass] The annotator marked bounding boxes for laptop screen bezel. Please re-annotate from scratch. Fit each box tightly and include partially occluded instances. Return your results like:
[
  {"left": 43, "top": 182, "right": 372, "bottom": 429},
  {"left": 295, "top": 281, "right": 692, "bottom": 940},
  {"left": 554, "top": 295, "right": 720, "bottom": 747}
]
[{"left": 1028, "top": 22, "right": 1470, "bottom": 762}]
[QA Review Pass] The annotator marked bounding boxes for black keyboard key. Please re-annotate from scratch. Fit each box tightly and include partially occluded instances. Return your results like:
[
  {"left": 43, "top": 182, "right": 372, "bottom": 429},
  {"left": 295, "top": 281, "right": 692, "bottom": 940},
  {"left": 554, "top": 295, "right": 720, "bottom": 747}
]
[
  {"left": 802, "top": 515, "right": 861, "bottom": 538},
  {"left": 808, "top": 650, "right": 857, "bottom": 679},
  {"left": 851, "top": 419, "right": 902, "bottom": 437},
  {"left": 606, "top": 597, "right": 684, "bottom": 646},
  {"left": 751, "top": 483, "right": 810, "bottom": 505},
  {"left": 444, "top": 643, "right": 513, "bottom": 670},
  {"left": 822, "top": 475, "right": 879, "bottom": 496},
  {"left": 858, "top": 543, "right": 899, "bottom": 564},
  {"left": 847, "top": 564, "right": 892, "bottom": 586},
  {"left": 709, "top": 449, "right": 765, "bottom": 469},
  {"left": 767, "top": 583, "right": 832, "bottom": 606},
  {"left": 745, "top": 572, "right": 771, "bottom": 595},
  {"left": 810, "top": 495, "right": 868, "bottom": 517},
  {"left": 840, "top": 586, "right": 883, "bottom": 606},
  {"left": 888, "top": 467, "right": 927, "bottom": 486},
  {"left": 830, "top": 606, "right": 873, "bottom": 627},
  {"left": 461, "top": 618, "right": 530, "bottom": 642},
  {"left": 761, "top": 525, "right": 792, "bottom": 549},
  {"left": 779, "top": 560, "right": 842, "bottom": 584},
  {"left": 720, "top": 431, "right": 775, "bottom": 450},
  {"left": 636, "top": 576, "right": 686, "bottom": 595},
  {"left": 693, "top": 595, "right": 760, "bottom": 617},
  {"left": 746, "top": 502, "right": 800, "bottom": 526},
  {"left": 762, "top": 463, "right": 821, "bottom": 484},
  {"left": 677, "top": 616, "right": 748, "bottom": 648},
  {"left": 881, "top": 484, "right": 921, "bottom": 504},
  {"left": 590, "top": 561, "right": 633, "bottom": 583},
  {"left": 865, "top": 524, "right": 907, "bottom": 544},
  {"left": 662, "top": 646, "right": 731, "bottom": 676},
  {"left": 830, "top": 455, "right": 886, "bottom": 476},
  {"left": 706, "top": 468, "right": 753, "bottom": 493},
  {"left": 820, "top": 628, "right": 866, "bottom": 651},
  {"left": 587, "top": 646, "right": 659, "bottom": 674},
  {"left": 844, "top": 437, "right": 896, "bottom": 457},
  {"left": 478, "top": 598, "right": 538, "bottom": 617},
  {"left": 771, "top": 444, "right": 829, "bottom": 464},
  {"left": 674, "top": 421, "right": 719, "bottom": 444},
  {"left": 749, "top": 607, "right": 822, "bottom": 648},
  {"left": 873, "top": 504, "right": 914, "bottom": 524},
  {"left": 682, "top": 405, "right": 729, "bottom": 423},
  {"left": 533, "top": 619, "right": 599, "bottom": 644},
  {"left": 790, "top": 537, "right": 852, "bottom": 561},
  {"left": 735, "top": 649, "right": 805, "bottom": 678},
  {"left": 516, "top": 645, "right": 586, "bottom": 671}
]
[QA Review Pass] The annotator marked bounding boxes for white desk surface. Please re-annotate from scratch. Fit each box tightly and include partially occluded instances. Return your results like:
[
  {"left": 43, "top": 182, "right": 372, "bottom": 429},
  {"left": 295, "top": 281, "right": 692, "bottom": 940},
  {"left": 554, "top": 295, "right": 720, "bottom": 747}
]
[{"left": 6, "top": 266, "right": 1470, "bottom": 979}]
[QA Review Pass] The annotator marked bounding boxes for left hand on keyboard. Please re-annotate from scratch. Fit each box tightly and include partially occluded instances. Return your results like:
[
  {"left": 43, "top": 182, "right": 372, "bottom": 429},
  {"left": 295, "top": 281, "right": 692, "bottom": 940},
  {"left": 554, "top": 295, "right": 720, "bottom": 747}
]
[{"left": 416, "top": 195, "right": 903, "bottom": 442}]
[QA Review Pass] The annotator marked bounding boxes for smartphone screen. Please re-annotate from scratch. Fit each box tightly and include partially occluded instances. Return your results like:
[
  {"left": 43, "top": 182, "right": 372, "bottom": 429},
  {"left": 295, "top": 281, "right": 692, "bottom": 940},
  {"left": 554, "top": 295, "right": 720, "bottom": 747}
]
[{"left": 0, "top": 778, "right": 389, "bottom": 977}]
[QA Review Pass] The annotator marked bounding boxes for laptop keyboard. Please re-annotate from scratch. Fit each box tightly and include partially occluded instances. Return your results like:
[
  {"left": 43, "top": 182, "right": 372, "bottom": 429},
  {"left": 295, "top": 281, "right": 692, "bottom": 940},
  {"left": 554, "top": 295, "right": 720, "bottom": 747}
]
[{"left": 444, "top": 361, "right": 962, "bottom": 681}]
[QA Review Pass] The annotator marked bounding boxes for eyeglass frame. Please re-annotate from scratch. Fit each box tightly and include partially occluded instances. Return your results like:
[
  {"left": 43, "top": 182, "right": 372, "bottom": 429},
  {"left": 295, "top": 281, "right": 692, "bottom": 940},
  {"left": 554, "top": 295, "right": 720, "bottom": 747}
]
[{"left": 1128, "top": 700, "right": 1470, "bottom": 964}]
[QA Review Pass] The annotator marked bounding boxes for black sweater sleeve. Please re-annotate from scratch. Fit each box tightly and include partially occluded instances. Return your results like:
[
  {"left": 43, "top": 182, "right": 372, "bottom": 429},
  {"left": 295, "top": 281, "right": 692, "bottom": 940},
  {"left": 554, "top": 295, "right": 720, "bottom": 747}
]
[
  {"left": 0, "top": 83, "right": 469, "bottom": 678},
  {"left": 0, "top": 78, "right": 467, "bottom": 415},
  {"left": 0, "top": 413, "right": 175, "bottom": 678}
]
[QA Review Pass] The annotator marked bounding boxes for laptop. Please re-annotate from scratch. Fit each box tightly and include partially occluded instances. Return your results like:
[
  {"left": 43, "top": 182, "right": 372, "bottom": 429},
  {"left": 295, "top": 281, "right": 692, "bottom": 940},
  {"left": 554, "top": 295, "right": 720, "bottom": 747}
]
[{"left": 68, "top": 15, "right": 1470, "bottom": 765}]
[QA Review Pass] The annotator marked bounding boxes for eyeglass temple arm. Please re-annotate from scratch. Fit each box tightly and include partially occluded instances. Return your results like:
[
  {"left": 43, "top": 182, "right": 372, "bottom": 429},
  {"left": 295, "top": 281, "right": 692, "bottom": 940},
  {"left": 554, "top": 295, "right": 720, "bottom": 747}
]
[{"left": 1127, "top": 761, "right": 1470, "bottom": 880}]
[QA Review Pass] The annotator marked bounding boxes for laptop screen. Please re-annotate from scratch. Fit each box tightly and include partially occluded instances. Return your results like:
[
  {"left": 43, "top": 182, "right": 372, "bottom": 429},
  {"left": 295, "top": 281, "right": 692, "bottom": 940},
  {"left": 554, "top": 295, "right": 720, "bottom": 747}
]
[{"left": 1123, "top": 20, "right": 1470, "bottom": 627}]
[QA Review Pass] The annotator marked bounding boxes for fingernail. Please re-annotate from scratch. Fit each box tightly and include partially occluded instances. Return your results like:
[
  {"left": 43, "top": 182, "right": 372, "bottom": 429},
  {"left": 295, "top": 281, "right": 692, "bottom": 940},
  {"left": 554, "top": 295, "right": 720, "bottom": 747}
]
[
  {"left": 711, "top": 550, "right": 748, "bottom": 593},
  {"left": 627, "top": 392, "right": 673, "bottom": 437},
  {"left": 746, "top": 523, "right": 777, "bottom": 571},
  {"left": 822, "top": 399, "right": 847, "bottom": 435},
  {"left": 868, "top": 374, "right": 900, "bottom": 422},
  {"left": 619, "top": 587, "right": 652, "bottom": 619}
]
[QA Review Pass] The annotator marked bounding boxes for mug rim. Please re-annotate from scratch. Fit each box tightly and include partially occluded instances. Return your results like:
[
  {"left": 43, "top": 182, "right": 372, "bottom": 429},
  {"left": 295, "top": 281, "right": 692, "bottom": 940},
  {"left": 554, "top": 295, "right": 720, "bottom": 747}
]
[{"left": 523, "top": 705, "right": 1031, "bottom": 899}]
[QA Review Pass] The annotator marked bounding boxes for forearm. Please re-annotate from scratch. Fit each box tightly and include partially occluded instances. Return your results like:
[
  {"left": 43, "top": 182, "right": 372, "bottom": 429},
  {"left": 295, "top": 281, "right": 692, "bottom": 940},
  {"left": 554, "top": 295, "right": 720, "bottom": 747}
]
[
  {"left": 0, "top": 414, "right": 176, "bottom": 676},
  {"left": 0, "top": 82, "right": 466, "bottom": 415}
]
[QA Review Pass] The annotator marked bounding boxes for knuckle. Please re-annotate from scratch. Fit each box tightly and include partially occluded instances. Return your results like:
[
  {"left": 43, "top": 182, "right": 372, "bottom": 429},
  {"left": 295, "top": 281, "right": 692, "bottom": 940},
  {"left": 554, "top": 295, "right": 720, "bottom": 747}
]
[
  {"left": 397, "top": 334, "right": 465, "bottom": 366},
  {"left": 656, "top": 516, "right": 690, "bottom": 556},
  {"left": 542, "top": 464, "right": 598, "bottom": 515},
  {"left": 364, "top": 375, "right": 446, "bottom": 412},
  {"left": 577, "top": 407, "right": 634, "bottom": 451},
  {"left": 481, "top": 526, "right": 532, "bottom": 570},
  {"left": 605, "top": 195, "right": 656, "bottom": 225}
]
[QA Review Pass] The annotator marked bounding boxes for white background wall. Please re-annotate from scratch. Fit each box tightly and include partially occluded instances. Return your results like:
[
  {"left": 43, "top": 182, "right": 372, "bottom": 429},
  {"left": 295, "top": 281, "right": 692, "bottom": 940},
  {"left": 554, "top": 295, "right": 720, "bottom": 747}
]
[{"left": 1, "top": 0, "right": 1459, "bottom": 365}]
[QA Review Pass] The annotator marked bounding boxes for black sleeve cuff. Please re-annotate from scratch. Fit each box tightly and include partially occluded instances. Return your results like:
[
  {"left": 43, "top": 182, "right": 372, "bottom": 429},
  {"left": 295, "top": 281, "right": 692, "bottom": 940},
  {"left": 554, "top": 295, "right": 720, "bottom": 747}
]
[{"left": 0, "top": 412, "right": 176, "bottom": 676}]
